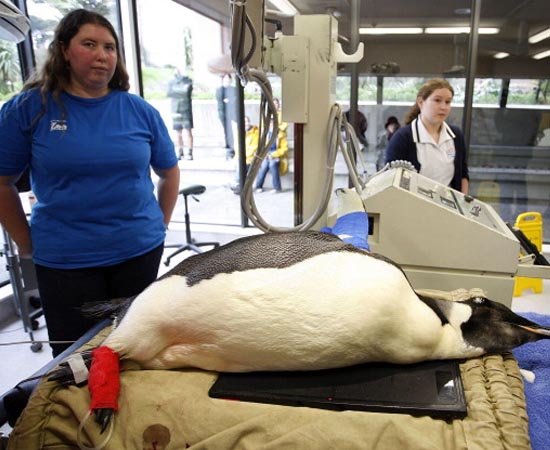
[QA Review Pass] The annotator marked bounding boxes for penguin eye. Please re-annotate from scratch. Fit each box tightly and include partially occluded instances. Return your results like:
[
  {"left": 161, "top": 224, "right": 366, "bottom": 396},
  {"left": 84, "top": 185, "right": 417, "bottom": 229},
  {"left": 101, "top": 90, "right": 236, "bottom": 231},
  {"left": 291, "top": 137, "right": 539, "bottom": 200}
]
[{"left": 473, "top": 297, "right": 485, "bottom": 304}]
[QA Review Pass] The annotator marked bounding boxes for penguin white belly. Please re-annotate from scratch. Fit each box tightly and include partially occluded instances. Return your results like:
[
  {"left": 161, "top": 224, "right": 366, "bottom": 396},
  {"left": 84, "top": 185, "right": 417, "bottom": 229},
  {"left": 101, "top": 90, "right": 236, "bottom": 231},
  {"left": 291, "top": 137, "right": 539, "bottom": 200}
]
[{"left": 104, "top": 251, "right": 445, "bottom": 371}]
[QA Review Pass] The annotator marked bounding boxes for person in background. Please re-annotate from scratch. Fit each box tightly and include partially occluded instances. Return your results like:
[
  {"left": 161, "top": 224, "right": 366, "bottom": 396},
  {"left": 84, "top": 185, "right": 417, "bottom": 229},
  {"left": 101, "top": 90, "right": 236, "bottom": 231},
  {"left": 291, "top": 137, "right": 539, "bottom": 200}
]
[
  {"left": 345, "top": 108, "right": 368, "bottom": 148},
  {"left": 254, "top": 121, "right": 288, "bottom": 193},
  {"left": 244, "top": 115, "right": 260, "bottom": 173},
  {"left": 273, "top": 98, "right": 290, "bottom": 180},
  {"left": 385, "top": 78, "right": 469, "bottom": 194},
  {"left": 273, "top": 98, "right": 288, "bottom": 135},
  {"left": 384, "top": 116, "right": 401, "bottom": 141},
  {"left": 376, "top": 116, "right": 401, "bottom": 170},
  {"left": 0, "top": 9, "right": 180, "bottom": 356},
  {"left": 231, "top": 116, "right": 259, "bottom": 195},
  {"left": 167, "top": 68, "right": 194, "bottom": 160},
  {"left": 216, "top": 74, "right": 237, "bottom": 160}
]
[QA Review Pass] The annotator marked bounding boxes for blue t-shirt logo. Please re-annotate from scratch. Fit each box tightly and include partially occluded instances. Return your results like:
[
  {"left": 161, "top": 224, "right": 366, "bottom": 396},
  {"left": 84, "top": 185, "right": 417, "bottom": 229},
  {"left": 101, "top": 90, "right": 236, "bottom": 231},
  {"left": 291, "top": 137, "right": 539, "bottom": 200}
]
[{"left": 50, "top": 120, "right": 67, "bottom": 131}]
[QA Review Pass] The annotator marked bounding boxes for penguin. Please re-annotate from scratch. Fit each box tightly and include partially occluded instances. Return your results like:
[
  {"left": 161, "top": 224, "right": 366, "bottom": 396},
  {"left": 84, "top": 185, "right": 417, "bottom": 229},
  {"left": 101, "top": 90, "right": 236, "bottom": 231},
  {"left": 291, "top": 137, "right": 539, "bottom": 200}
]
[
  {"left": 102, "top": 229, "right": 550, "bottom": 371},
  {"left": 50, "top": 230, "right": 550, "bottom": 430}
]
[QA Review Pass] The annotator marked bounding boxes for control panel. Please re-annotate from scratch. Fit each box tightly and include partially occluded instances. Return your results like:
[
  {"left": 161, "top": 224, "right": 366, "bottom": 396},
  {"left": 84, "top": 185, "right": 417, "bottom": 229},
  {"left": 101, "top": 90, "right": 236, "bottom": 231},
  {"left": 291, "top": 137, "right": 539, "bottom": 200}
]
[{"left": 360, "top": 168, "right": 520, "bottom": 306}]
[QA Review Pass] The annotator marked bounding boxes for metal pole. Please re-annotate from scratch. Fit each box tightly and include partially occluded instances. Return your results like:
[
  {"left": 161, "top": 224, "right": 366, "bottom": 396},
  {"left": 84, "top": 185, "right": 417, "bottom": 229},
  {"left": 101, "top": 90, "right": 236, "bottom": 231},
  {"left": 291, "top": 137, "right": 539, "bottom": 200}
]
[
  {"left": 349, "top": 0, "right": 360, "bottom": 186},
  {"left": 349, "top": 0, "right": 360, "bottom": 121},
  {"left": 376, "top": 76, "right": 383, "bottom": 105},
  {"left": 118, "top": 0, "right": 143, "bottom": 96},
  {"left": 499, "top": 78, "right": 510, "bottom": 108},
  {"left": 236, "top": 79, "right": 248, "bottom": 227},
  {"left": 294, "top": 124, "right": 304, "bottom": 226},
  {"left": 13, "top": 0, "right": 35, "bottom": 81},
  {"left": 462, "top": 0, "right": 481, "bottom": 147}
]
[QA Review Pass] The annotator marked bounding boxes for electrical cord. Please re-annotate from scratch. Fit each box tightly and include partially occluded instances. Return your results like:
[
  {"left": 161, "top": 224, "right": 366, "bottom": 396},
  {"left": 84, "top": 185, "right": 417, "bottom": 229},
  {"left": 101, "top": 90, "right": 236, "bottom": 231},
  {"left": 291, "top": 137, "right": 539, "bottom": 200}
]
[
  {"left": 242, "top": 99, "right": 368, "bottom": 232},
  {"left": 0, "top": 339, "right": 75, "bottom": 346}
]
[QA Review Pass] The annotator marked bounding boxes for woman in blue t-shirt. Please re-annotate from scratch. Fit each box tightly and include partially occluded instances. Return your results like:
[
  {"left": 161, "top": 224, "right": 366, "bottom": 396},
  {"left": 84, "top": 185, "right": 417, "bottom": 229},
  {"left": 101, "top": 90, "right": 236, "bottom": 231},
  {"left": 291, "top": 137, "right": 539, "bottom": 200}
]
[{"left": 0, "top": 9, "right": 180, "bottom": 356}]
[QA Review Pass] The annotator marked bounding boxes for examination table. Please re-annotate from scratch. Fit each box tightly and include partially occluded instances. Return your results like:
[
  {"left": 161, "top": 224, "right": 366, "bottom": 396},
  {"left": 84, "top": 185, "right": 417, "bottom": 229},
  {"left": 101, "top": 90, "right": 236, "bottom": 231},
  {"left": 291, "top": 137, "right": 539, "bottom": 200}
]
[{"left": 2, "top": 313, "right": 534, "bottom": 450}]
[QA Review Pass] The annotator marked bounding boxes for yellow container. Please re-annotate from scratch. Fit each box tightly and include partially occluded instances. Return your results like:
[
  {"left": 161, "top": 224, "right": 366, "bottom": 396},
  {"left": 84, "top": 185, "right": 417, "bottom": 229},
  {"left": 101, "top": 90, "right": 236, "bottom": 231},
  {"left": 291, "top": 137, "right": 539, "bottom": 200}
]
[{"left": 513, "top": 212, "right": 543, "bottom": 296}]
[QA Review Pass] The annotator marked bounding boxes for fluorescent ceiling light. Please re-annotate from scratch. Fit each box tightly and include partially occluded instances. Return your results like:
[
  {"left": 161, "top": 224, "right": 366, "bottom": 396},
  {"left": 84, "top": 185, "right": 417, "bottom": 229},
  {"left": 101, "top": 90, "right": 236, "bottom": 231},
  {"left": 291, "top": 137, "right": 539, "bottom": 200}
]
[
  {"left": 493, "top": 52, "right": 509, "bottom": 59},
  {"left": 269, "top": 0, "right": 298, "bottom": 16},
  {"left": 425, "top": 27, "right": 499, "bottom": 35},
  {"left": 359, "top": 27, "right": 423, "bottom": 35},
  {"left": 532, "top": 49, "right": 550, "bottom": 60},
  {"left": 359, "top": 27, "right": 499, "bottom": 36},
  {"left": 529, "top": 27, "right": 550, "bottom": 44},
  {"left": 454, "top": 8, "right": 471, "bottom": 15},
  {"left": 426, "top": 27, "right": 470, "bottom": 34}
]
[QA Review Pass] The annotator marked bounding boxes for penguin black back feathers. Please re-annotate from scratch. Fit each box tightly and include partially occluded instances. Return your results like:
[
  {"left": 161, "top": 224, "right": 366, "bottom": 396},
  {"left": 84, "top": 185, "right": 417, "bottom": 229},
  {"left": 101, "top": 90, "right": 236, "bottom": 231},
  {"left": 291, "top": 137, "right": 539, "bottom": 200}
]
[{"left": 162, "top": 230, "right": 392, "bottom": 286}]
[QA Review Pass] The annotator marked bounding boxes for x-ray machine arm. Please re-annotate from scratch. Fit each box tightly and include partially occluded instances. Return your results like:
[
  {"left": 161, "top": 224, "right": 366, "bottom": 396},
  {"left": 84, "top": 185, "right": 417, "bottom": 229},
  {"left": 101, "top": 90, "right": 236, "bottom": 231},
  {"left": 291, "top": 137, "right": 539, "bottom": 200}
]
[{"left": 233, "top": 0, "right": 363, "bottom": 229}]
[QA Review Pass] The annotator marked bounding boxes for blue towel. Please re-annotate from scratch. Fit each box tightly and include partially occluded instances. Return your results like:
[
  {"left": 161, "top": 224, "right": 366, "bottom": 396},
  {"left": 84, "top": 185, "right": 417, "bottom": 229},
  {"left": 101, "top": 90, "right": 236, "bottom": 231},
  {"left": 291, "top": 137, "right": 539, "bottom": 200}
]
[
  {"left": 321, "top": 211, "right": 370, "bottom": 251},
  {"left": 513, "top": 312, "right": 550, "bottom": 450}
]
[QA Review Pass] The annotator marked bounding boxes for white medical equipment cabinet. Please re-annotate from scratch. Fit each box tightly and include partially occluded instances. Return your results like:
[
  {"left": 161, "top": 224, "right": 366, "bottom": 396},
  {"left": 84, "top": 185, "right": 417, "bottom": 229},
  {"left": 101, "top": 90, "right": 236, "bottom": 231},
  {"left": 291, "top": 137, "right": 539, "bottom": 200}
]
[{"left": 362, "top": 167, "right": 550, "bottom": 308}]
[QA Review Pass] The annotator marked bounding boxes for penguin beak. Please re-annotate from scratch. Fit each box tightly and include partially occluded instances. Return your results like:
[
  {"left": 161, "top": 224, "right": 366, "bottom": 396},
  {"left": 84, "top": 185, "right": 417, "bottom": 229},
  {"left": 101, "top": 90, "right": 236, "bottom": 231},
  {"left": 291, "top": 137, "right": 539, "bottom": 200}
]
[{"left": 517, "top": 324, "right": 550, "bottom": 337}]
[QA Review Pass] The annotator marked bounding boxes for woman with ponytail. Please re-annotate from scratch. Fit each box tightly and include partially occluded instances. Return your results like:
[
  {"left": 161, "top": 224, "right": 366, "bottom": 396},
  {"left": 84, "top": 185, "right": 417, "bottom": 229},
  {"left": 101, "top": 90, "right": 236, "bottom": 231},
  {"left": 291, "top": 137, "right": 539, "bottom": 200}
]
[{"left": 385, "top": 78, "right": 469, "bottom": 194}]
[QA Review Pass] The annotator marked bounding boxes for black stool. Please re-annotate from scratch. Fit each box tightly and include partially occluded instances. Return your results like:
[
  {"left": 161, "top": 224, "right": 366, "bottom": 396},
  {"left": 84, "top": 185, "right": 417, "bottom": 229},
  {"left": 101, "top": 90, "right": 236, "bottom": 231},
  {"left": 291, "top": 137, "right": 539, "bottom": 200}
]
[{"left": 164, "top": 185, "right": 219, "bottom": 266}]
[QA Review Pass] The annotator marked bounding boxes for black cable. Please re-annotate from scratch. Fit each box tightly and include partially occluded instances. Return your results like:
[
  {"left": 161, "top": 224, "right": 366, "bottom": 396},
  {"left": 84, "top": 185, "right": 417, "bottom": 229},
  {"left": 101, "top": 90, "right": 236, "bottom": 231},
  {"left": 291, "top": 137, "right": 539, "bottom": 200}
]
[{"left": 507, "top": 224, "right": 550, "bottom": 266}]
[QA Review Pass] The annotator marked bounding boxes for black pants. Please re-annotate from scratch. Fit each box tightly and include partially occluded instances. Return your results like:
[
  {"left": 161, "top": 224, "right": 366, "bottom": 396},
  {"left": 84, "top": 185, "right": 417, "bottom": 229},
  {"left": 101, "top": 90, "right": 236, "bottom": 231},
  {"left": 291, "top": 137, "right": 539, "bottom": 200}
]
[{"left": 35, "top": 244, "right": 164, "bottom": 357}]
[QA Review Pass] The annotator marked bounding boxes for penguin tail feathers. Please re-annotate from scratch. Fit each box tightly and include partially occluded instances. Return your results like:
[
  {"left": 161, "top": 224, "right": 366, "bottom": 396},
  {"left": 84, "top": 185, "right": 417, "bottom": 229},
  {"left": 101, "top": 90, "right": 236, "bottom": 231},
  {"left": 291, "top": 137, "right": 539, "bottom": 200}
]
[{"left": 81, "top": 297, "right": 135, "bottom": 320}]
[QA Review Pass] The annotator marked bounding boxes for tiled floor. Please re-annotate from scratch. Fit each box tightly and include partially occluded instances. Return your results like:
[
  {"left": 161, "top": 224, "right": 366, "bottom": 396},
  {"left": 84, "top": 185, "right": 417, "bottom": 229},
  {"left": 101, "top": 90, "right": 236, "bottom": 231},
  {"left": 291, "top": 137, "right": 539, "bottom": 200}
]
[{"left": 1, "top": 262, "right": 549, "bottom": 437}]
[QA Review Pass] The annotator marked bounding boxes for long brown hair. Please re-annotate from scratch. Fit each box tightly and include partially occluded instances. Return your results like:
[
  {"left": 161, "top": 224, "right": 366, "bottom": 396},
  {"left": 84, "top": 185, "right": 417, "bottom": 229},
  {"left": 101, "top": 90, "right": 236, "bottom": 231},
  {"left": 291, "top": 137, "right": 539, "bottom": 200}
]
[
  {"left": 23, "top": 9, "right": 130, "bottom": 123},
  {"left": 404, "top": 78, "right": 454, "bottom": 125}
]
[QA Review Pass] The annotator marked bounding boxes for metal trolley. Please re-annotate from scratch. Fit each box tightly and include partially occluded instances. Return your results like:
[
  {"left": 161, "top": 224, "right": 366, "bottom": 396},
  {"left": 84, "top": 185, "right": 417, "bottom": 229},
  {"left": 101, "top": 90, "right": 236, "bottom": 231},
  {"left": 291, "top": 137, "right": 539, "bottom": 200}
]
[{"left": 1, "top": 227, "right": 43, "bottom": 352}]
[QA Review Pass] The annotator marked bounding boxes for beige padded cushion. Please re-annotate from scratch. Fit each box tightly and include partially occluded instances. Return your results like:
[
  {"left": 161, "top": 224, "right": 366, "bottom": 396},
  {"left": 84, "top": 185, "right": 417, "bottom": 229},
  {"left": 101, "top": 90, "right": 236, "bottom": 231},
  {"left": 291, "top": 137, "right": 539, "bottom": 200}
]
[{"left": 8, "top": 295, "right": 530, "bottom": 450}]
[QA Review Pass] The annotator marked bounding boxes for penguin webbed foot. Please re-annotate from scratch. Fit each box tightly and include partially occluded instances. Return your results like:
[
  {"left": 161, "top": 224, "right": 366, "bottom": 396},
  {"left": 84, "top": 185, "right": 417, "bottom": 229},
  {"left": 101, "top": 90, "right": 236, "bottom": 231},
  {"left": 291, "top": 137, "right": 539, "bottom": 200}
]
[
  {"left": 94, "top": 408, "right": 114, "bottom": 434},
  {"left": 47, "top": 350, "right": 94, "bottom": 387}
]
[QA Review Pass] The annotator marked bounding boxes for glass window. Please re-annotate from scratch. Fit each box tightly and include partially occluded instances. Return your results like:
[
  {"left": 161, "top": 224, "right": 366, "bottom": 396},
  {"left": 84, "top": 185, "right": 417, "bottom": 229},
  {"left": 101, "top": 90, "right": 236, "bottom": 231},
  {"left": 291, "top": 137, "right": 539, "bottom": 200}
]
[
  {"left": 335, "top": 75, "right": 350, "bottom": 101},
  {"left": 383, "top": 76, "right": 425, "bottom": 104},
  {"left": 472, "top": 78, "right": 500, "bottom": 106},
  {"left": 357, "top": 76, "right": 378, "bottom": 102},
  {"left": 335, "top": 75, "right": 377, "bottom": 102},
  {"left": 508, "top": 79, "right": 550, "bottom": 106},
  {"left": 138, "top": 1, "right": 222, "bottom": 102},
  {"left": 380, "top": 76, "right": 467, "bottom": 106},
  {"left": 26, "top": 0, "right": 119, "bottom": 69},
  {"left": 0, "top": 40, "right": 23, "bottom": 104},
  {"left": 137, "top": 0, "right": 265, "bottom": 228}
]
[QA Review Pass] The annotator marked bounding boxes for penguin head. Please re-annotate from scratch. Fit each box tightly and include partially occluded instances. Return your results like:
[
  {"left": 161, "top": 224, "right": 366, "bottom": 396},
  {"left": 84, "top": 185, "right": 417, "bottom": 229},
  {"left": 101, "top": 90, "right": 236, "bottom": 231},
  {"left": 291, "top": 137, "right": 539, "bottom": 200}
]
[{"left": 459, "top": 296, "right": 550, "bottom": 353}]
